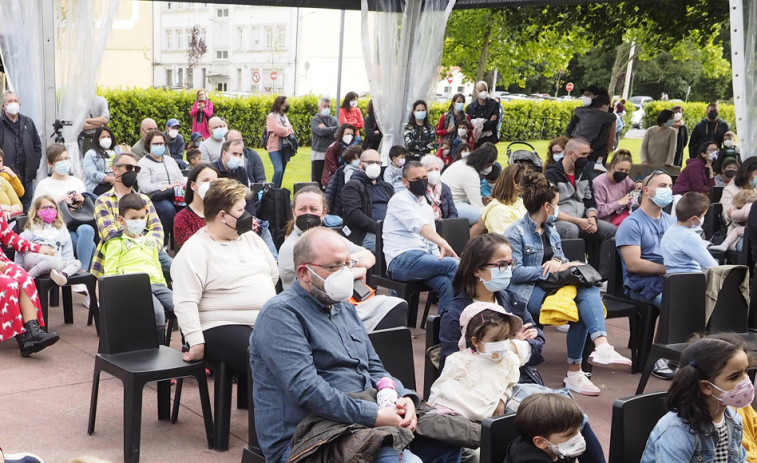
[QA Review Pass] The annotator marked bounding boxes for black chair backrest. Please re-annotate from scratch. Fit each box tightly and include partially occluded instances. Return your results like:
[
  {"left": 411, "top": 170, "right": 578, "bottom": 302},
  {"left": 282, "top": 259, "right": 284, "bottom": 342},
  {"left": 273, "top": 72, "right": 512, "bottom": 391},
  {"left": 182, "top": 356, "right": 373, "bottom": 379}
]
[
  {"left": 424, "top": 315, "right": 442, "bottom": 400},
  {"left": 609, "top": 391, "right": 667, "bottom": 463},
  {"left": 710, "top": 186, "right": 724, "bottom": 203},
  {"left": 481, "top": 413, "right": 518, "bottom": 463},
  {"left": 703, "top": 203, "right": 724, "bottom": 241},
  {"left": 658, "top": 273, "right": 706, "bottom": 345},
  {"left": 607, "top": 238, "right": 626, "bottom": 298},
  {"left": 737, "top": 232, "right": 752, "bottom": 267},
  {"left": 561, "top": 238, "right": 586, "bottom": 263},
  {"left": 707, "top": 266, "right": 749, "bottom": 334},
  {"left": 368, "top": 327, "right": 416, "bottom": 391},
  {"left": 98, "top": 273, "right": 158, "bottom": 355},
  {"left": 293, "top": 182, "right": 319, "bottom": 194},
  {"left": 374, "top": 221, "right": 388, "bottom": 278},
  {"left": 435, "top": 218, "right": 470, "bottom": 256},
  {"left": 10, "top": 215, "right": 27, "bottom": 233}
]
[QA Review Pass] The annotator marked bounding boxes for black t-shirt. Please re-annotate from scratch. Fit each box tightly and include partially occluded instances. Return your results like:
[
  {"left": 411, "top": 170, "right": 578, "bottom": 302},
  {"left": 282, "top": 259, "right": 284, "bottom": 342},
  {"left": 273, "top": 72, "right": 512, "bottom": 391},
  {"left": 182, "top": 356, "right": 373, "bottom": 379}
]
[{"left": 541, "top": 230, "right": 554, "bottom": 264}]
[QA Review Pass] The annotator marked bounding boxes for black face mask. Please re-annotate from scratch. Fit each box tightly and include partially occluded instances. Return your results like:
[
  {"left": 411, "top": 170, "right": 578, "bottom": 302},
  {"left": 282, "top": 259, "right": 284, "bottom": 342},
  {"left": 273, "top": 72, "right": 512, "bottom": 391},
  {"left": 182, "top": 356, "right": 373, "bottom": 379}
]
[
  {"left": 283, "top": 105, "right": 290, "bottom": 113},
  {"left": 708, "top": 111, "right": 718, "bottom": 120},
  {"left": 574, "top": 157, "right": 589, "bottom": 172},
  {"left": 612, "top": 171, "right": 628, "bottom": 183},
  {"left": 408, "top": 178, "right": 429, "bottom": 196},
  {"left": 725, "top": 170, "right": 737, "bottom": 179},
  {"left": 120, "top": 171, "right": 137, "bottom": 188},
  {"left": 225, "top": 210, "right": 254, "bottom": 235},
  {"left": 296, "top": 213, "right": 322, "bottom": 231}
]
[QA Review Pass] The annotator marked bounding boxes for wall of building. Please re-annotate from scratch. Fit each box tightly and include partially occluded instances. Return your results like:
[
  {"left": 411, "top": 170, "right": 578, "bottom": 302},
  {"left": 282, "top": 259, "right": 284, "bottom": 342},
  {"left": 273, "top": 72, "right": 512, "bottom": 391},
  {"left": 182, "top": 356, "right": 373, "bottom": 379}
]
[{"left": 98, "top": 0, "right": 153, "bottom": 89}]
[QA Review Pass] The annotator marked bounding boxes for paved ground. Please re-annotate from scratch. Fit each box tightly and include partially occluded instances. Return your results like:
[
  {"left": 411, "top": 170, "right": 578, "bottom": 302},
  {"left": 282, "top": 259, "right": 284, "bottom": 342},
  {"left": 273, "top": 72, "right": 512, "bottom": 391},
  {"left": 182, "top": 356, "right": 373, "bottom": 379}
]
[{"left": 0, "top": 292, "right": 671, "bottom": 463}]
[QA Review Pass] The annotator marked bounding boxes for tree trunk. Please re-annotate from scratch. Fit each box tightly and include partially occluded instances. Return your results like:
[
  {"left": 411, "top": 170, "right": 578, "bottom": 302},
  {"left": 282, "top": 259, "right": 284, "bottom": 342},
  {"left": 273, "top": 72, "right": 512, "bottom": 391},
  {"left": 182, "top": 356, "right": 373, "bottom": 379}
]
[
  {"left": 475, "top": 21, "right": 493, "bottom": 83},
  {"left": 608, "top": 43, "right": 629, "bottom": 96}
]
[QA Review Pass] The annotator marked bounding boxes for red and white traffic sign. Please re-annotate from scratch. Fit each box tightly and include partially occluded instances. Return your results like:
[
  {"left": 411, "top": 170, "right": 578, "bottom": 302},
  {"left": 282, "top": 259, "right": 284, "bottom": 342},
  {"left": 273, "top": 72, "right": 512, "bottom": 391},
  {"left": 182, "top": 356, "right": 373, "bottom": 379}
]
[
  {"left": 447, "top": 77, "right": 453, "bottom": 84},
  {"left": 252, "top": 71, "right": 260, "bottom": 83},
  {"left": 565, "top": 82, "right": 574, "bottom": 92},
  {"left": 270, "top": 71, "right": 278, "bottom": 81}
]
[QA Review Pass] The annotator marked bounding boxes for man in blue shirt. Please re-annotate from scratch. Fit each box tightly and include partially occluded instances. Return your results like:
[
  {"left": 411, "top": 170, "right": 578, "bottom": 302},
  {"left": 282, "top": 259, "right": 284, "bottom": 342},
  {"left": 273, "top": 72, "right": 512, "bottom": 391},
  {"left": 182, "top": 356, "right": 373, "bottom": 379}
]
[
  {"left": 250, "top": 227, "right": 461, "bottom": 463},
  {"left": 383, "top": 161, "right": 459, "bottom": 312}
]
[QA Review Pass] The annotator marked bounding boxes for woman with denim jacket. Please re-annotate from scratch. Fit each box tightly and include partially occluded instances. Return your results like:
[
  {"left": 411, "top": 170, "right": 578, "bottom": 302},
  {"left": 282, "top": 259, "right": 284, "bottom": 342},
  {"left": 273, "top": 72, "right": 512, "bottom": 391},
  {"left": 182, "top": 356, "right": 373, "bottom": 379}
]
[
  {"left": 504, "top": 171, "right": 632, "bottom": 396},
  {"left": 641, "top": 334, "right": 750, "bottom": 463}
]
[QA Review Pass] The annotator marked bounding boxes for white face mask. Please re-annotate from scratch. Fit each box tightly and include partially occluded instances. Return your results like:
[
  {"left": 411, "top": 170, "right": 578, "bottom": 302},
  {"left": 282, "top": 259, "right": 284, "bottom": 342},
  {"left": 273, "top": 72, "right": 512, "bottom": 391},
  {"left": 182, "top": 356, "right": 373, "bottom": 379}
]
[
  {"left": 457, "top": 128, "right": 468, "bottom": 137},
  {"left": 460, "top": 151, "right": 470, "bottom": 159},
  {"left": 479, "top": 340, "right": 510, "bottom": 361},
  {"left": 196, "top": 181, "right": 211, "bottom": 199},
  {"left": 168, "top": 129, "right": 179, "bottom": 139},
  {"left": 580, "top": 95, "right": 592, "bottom": 107},
  {"left": 548, "top": 433, "right": 586, "bottom": 458},
  {"left": 342, "top": 134, "right": 354, "bottom": 145},
  {"left": 427, "top": 170, "right": 441, "bottom": 186},
  {"left": 724, "top": 139, "right": 734, "bottom": 148},
  {"left": 350, "top": 100, "right": 358, "bottom": 108},
  {"left": 124, "top": 218, "right": 147, "bottom": 236},
  {"left": 307, "top": 265, "right": 354, "bottom": 303},
  {"left": 365, "top": 163, "right": 381, "bottom": 180},
  {"left": 99, "top": 138, "right": 112, "bottom": 149},
  {"left": 478, "top": 90, "right": 489, "bottom": 100},
  {"left": 481, "top": 166, "right": 493, "bottom": 176},
  {"left": 5, "top": 102, "right": 20, "bottom": 116},
  {"left": 673, "top": 112, "right": 683, "bottom": 121},
  {"left": 396, "top": 158, "right": 406, "bottom": 167}
]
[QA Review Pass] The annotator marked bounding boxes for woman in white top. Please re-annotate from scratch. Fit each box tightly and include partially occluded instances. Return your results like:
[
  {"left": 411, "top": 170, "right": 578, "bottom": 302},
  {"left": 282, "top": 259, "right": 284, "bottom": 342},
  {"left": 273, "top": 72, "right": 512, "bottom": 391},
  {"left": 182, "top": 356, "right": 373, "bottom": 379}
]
[
  {"left": 440, "top": 142, "right": 498, "bottom": 225},
  {"left": 172, "top": 178, "right": 278, "bottom": 373},
  {"left": 136, "top": 130, "right": 184, "bottom": 243}
]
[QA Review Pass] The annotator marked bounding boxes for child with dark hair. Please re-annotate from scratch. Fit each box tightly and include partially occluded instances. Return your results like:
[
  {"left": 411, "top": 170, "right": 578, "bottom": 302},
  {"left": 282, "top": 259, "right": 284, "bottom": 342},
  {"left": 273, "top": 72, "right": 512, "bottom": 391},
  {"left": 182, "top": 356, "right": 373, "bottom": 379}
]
[
  {"left": 505, "top": 393, "right": 586, "bottom": 462},
  {"left": 383, "top": 145, "right": 407, "bottom": 193},
  {"left": 660, "top": 191, "right": 718, "bottom": 273},
  {"left": 429, "top": 302, "right": 530, "bottom": 420},
  {"left": 641, "top": 334, "right": 751, "bottom": 463},
  {"left": 101, "top": 193, "right": 173, "bottom": 343},
  {"left": 186, "top": 148, "right": 203, "bottom": 168}
]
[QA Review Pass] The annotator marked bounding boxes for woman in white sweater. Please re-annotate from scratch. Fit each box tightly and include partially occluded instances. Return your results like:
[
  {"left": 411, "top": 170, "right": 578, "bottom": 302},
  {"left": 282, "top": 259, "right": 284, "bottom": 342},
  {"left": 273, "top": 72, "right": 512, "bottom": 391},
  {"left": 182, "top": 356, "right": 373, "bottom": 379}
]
[
  {"left": 172, "top": 178, "right": 278, "bottom": 372},
  {"left": 440, "top": 142, "right": 498, "bottom": 225}
]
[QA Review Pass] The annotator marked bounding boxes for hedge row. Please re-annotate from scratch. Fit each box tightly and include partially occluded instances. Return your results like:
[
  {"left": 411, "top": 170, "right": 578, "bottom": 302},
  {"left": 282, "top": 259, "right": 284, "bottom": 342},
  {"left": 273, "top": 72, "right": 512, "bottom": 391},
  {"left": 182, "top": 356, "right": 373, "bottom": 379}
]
[
  {"left": 99, "top": 88, "right": 636, "bottom": 148},
  {"left": 641, "top": 101, "right": 736, "bottom": 132}
]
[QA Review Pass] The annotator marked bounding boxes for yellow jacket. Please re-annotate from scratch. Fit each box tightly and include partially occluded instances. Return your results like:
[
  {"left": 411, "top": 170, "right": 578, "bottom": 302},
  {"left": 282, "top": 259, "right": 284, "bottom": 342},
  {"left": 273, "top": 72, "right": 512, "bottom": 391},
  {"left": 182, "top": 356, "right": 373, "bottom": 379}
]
[
  {"left": 0, "top": 172, "right": 24, "bottom": 198},
  {"left": 539, "top": 285, "right": 607, "bottom": 326}
]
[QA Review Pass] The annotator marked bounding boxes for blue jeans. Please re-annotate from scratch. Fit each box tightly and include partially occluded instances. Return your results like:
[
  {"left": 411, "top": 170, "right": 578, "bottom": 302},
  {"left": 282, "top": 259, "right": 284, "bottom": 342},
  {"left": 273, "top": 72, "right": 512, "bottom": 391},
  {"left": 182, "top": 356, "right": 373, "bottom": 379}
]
[
  {"left": 527, "top": 285, "right": 607, "bottom": 364},
  {"left": 269, "top": 150, "right": 290, "bottom": 188},
  {"left": 627, "top": 289, "right": 663, "bottom": 308},
  {"left": 453, "top": 201, "right": 481, "bottom": 226},
  {"left": 260, "top": 225, "right": 278, "bottom": 260},
  {"left": 69, "top": 224, "right": 95, "bottom": 271},
  {"left": 387, "top": 250, "right": 459, "bottom": 313},
  {"left": 279, "top": 438, "right": 461, "bottom": 463},
  {"left": 362, "top": 232, "right": 376, "bottom": 253}
]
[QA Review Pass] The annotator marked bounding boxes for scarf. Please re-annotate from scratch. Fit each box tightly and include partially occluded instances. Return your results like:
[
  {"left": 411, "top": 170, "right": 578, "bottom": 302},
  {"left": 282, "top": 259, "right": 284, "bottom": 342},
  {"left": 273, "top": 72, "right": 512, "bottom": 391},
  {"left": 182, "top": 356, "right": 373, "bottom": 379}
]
[{"left": 426, "top": 183, "right": 443, "bottom": 220}]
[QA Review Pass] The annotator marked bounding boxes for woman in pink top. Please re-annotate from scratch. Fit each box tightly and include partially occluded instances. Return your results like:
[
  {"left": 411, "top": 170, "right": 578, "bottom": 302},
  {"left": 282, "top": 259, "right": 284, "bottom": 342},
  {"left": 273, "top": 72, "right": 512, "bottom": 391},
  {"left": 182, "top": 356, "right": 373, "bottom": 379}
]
[
  {"left": 338, "top": 91, "right": 364, "bottom": 140},
  {"left": 592, "top": 150, "right": 640, "bottom": 225},
  {"left": 190, "top": 89, "right": 214, "bottom": 139},
  {"left": 265, "top": 96, "right": 295, "bottom": 188}
]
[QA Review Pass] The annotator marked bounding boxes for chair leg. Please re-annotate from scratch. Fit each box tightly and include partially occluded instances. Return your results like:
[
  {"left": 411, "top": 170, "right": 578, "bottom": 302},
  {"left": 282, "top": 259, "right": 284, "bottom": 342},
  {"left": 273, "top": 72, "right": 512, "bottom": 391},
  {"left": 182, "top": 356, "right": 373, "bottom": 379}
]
[
  {"left": 157, "top": 379, "right": 171, "bottom": 421},
  {"left": 195, "top": 371, "right": 215, "bottom": 450},
  {"left": 237, "top": 371, "right": 248, "bottom": 410},
  {"left": 636, "top": 345, "right": 662, "bottom": 395},
  {"left": 171, "top": 378, "right": 183, "bottom": 424},
  {"left": 406, "top": 292, "right": 421, "bottom": 328},
  {"left": 213, "top": 363, "right": 233, "bottom": 451},
  {"left": 62, "top": 286, "right": 74, "bottom": 324},
  {"left": 123, "top": 378, "right": 145, "bottom": 463},
  {"left": 86, "top": 279, "right": 99, "bottom": 331},
  {"left": 165, "top": 318, "right": 175, "bottom": 346},
  {"left": 581, "top": 333, "right": 594, "bottom": 375},
  {"left": 39, "top": 287, "right": 49, "bottom": 333},
  {"left": 419, "top": 292, "right": 434, "bottom": 329},
  {"left": 50, "top": 287, "right": 60, "bottom": 307},
  {"left": 87, "top": 367, "right": 102, "bottom": 435},
  {"left": 635, "top": 309, "right": 659, "bottom": 375}
]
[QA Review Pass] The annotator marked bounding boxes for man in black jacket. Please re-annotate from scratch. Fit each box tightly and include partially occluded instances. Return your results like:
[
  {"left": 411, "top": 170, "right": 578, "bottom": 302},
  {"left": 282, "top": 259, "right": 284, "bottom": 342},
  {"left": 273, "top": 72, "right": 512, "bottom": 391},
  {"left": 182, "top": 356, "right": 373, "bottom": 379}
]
[
  {"left": 227, "top": 130, "right": 266, "bottom": 184},
  {"left": 688, "top": 102, "right": 729, "bottom": 159},
  {"left": 0, "top": 91, "right": 42, "bottom": 210},
  {"left": 465, "top": 81, "right": 500, "bottom": 148},
  {"left": 341, "top": 149, "right": 394, "bottom": 251}
]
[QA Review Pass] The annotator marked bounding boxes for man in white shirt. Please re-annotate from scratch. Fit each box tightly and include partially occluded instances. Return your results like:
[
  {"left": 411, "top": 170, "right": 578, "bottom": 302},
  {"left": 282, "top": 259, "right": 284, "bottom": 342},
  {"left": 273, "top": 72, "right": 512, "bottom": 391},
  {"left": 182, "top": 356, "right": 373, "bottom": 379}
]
[{"left": 383, "top": 161, "right": 459, "bottom": 312}]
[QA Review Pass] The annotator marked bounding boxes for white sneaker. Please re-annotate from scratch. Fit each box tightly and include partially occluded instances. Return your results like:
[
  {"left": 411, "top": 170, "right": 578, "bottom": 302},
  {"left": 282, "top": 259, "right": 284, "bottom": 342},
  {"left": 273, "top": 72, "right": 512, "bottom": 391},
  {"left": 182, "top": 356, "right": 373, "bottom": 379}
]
[
  {"left": 72, "top": 284, "right": 88, "bottom": 294},
  {"left": 555, "top": 324, "right": 570, "bottom": 333},
  {"left": 564, "top": 371, "right": 600, "bottom": 396},
  {"left": 594, "top": 163, "right": 607, "bottom": 172},
  {"left": 49, "top": 269, "right": 68, "bottom": 286},
  {"left": 589, "top": 344, "right": 633, "bottom": 367}
]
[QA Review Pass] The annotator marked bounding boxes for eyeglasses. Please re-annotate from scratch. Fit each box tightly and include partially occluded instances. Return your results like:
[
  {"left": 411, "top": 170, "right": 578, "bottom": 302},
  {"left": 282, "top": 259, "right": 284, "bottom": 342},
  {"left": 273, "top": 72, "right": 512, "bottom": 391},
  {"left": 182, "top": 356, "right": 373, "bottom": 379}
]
[
  {"left": 114, "top": 164, "right": 142, "bottom": 173},
  {"left": 307, "top": 259, "right": 358, "bottom": 272},
  {"left": 644, "top": 169, "right": 669, "bottom": 186},
  {"left": 484, "top": 261, "right": 516, "bottom": 271}
]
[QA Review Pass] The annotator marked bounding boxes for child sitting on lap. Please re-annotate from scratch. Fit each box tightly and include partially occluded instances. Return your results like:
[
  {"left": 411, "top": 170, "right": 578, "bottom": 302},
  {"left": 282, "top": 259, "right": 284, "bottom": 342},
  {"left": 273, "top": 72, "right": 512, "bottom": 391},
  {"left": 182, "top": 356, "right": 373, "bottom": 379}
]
[{"left": 710, "top": 189, "right": 757, "bottom": 252}]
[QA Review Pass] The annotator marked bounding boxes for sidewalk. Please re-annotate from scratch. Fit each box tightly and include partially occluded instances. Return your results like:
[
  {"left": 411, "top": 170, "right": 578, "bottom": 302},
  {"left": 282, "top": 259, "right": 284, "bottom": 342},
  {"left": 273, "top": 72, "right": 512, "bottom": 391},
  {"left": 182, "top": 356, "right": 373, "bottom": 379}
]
[{"left": 0, "top": 292, "right": 671, "bottom": 462}]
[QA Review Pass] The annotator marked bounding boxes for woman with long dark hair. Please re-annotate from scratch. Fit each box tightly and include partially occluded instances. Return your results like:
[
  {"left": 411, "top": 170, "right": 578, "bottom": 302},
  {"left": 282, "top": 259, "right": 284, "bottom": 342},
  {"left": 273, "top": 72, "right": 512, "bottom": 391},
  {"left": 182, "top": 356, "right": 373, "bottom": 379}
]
[
  {"left": 265, "top": 95, "right": 295, "bottom": 188},
  {"left": 440, "top": 142, "right": 498, "bottom": 225},
  {"left": 338, "top": 91, "right": 364, "bottom": 133},
  {"left": 83, "top": 126, "right": 118, "bottom": 195},
  {"left": 362, "top": 99, "right": 382, "bottom": 150},
  {"left": 403, "top": 100, "right": 437, "bottom": 161},
  {"left": 436, "top": 93, "right": 470, "bottom": 145}
]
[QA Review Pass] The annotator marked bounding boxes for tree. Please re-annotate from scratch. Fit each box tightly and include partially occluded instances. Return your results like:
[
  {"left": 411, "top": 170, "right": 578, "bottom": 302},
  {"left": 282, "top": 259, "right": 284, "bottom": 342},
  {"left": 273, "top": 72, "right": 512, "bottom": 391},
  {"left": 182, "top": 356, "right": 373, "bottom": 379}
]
[{"left": 187, "top": 25, "right": 207, "bottom": 87}]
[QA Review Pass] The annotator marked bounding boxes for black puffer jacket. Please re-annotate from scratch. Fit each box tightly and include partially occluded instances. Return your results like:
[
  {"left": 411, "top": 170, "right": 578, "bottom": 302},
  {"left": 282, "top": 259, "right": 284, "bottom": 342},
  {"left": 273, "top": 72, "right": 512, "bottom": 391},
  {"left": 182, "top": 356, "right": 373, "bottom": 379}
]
[
  {"left": 0, "top": 112, "right": 42, "bottom": 183},
  {"left": 342, "top": 170, "right": 394, "bottom": 245}
]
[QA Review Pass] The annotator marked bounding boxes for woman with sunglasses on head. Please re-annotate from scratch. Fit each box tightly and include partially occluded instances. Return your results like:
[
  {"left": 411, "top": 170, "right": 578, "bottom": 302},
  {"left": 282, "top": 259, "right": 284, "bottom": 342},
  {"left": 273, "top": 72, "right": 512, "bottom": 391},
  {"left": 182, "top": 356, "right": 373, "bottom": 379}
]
[{"left": 505, "top": 170, "right": 632, "bottom": 396}]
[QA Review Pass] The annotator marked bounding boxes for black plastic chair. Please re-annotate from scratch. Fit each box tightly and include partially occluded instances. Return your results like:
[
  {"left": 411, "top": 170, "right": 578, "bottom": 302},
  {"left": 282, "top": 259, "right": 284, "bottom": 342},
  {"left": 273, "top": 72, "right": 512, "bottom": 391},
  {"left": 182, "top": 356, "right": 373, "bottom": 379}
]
[
  {"left": 706, "top": 266, "right": 757, "bottom": 349},
  {"left": 561, "top": 238, "right": 586, "bottom": 262},
  {"left": 435, "top": 217, "right": 470, "bottom": 256},
  {"left": 636, "top": 273, "right": 705, "bottom": 394},
  {"left": 609, "top": 391, "right": 667, "bottom": 463},
  {"left": 702, "top": 202, "right": 724, "bottom": 241},
  {"left": 36, "top": 270, "right": 100, "bottom": 334},
  {"left": 423, "top": 315, "right": 442, "bottom": 400},
  {"left": 87, "top": 273, "right": 214, "bottom": 463},
  {"left": 293, "top": 182, "right": 319, "bottom": 194},
  {"left": 368, "top": 327, "right": 416, "bottom": 390},
  {"left": 368, "top": 221, "right": 432, "bottom": 328},
  {"left": 480, "top": 413, "right": 518, "bottom": 463},
  {"left": 241, "top": 359, "right": 265, "bottom": 463},
  {"left": 710, "top": 186, "right": 724, "bottom": 203}
]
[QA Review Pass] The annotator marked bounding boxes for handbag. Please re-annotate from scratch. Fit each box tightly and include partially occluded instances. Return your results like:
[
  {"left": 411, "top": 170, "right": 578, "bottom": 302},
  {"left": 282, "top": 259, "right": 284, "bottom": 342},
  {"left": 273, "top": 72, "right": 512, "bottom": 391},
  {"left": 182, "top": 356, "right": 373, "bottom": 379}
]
[
  {"left": 148, "top": 187, "right": 175, "bottom": 203},
  {"left": 537, "top": 263, "right": 603, "bottom": 291},
  {"left": 58, "top": 197, "right": 96, "bottom": 231},
  {"left": 279, "top": 133, "right": 298, "bottom": 156}
]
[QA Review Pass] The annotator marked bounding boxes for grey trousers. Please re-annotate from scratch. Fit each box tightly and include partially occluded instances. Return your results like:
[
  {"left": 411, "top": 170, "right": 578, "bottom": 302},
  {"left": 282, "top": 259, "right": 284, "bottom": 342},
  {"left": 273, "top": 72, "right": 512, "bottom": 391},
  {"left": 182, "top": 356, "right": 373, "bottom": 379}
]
[{"left": 23, "top": 253, "right": 81, "bottom": 278}]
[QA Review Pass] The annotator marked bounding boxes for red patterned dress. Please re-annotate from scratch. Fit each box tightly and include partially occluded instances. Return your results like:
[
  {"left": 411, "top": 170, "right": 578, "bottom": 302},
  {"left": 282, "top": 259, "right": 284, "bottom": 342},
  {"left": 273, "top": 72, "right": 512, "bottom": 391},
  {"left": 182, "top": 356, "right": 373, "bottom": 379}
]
[{"left": 0, "top": 214, "right": 43, "bottom": 342}]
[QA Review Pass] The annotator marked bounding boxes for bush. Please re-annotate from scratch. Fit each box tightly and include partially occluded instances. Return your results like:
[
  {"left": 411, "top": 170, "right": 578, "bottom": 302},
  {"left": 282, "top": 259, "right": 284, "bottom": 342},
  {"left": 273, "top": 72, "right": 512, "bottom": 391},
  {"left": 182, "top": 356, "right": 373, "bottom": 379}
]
[{"left": 641, "top": 101, "right": 735, "bottom": 133}]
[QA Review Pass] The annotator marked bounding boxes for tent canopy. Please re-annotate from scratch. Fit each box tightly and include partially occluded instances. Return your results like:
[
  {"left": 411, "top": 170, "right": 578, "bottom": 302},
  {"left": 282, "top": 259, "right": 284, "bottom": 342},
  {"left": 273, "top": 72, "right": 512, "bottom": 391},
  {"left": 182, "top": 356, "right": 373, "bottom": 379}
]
[{"left": 167, "top": 0, "right": 625, "bottom": 10}]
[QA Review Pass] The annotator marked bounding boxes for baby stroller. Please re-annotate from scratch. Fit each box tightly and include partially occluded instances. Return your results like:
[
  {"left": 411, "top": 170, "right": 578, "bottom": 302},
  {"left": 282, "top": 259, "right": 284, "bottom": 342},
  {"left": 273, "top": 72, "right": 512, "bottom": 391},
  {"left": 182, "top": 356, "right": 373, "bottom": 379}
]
[{"left": 506, "top": 141, "right": 543, "bottom": 172}]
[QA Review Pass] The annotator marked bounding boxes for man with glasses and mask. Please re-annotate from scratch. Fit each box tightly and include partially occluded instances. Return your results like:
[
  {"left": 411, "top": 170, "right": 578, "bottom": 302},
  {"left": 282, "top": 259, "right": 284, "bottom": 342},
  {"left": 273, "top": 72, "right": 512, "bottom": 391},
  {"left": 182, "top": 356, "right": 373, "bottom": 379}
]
[
  {"left": 545, "top": 137, "right": 616, "bottom": 279},
  {"left": 226, "top": 130, "right": 266, "bottom": 184},
  {"left": 616, "top": 170, "right": 675, "bottom": 379},
  {"left": 90, "top": 152, "right": 170, "bottom": 280},
  {"left": 251, "top": 227, "right": 463, "bottom": 463},
  {"left": 342, "top": 149, "right": 395, "bottom": 252},
  {"left": 383, "top": 161, "right": 459, "bottom": 312},
  {"left": 0, "top": 91, "right": 42, "bottom": 211}
]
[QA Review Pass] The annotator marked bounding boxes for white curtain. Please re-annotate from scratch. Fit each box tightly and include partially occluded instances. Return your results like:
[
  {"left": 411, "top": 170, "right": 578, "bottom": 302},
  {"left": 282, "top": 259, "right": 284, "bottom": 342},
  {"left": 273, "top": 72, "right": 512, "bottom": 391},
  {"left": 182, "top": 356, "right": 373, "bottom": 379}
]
[
  {"left": 51, "top": 0, "right": 121, "bottom": 179},
  {"left": 744, "top": 0, "right": 757, "bottom": 158},
  {"left": 361, "top": 0, "right": 455, "bottom": 161}
]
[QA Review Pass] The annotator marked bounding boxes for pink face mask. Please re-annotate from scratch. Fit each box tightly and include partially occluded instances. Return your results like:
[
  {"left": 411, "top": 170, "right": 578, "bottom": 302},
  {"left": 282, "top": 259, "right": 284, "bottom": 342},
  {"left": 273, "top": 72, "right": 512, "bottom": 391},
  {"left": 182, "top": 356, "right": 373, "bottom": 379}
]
[
  {"left": 708, "top": 378, "right": 755, "bottom": 409},
  {"left": 38, "top": 208, "right": 57, "bottom": 224}
]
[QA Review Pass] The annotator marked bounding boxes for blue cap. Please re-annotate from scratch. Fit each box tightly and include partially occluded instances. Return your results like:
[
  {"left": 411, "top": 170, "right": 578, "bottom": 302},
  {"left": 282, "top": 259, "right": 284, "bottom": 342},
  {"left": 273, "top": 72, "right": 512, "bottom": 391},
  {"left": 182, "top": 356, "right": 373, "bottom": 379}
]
[
  {"left": 190, "top": 132, "right": 202, "bottom": 142},
  {"left": 166, "top": 118, "right": 181, "bottom": 128}
]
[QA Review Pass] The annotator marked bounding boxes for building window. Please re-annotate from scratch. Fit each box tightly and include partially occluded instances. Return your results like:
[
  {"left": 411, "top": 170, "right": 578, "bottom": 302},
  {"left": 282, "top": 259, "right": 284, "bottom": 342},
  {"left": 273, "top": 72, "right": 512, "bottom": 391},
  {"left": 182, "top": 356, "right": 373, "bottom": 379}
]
[
  {"left": 265, "top": 25, "right": 286, "bottom": 50},
  {"left": 237, "top": 27, "right": 244, "bottom": 49},
  {"left": 187, "top": 67, "right": 194, "bottom": 88},
  {"left": 202, "top": 68, "right": 207, "bottom": 88},
  {"left": 250, "top": 26, "right": 262, "bottom": 50},
  {"left": 166, "top": 69, "right": 174, "bottom": 86},
  {"left": 216, "top": 8, "right": 229, "bottom": 17},
  {"left": 275, "top": 25, "right": 286, "bottom": 48},
  {"left": 176, "top": 30, "right": 184, "bottom": 51},
  {"left": 165, "top": 30, "right": 173, "bottom": 50},
  {"left": 216, "top": 50, "right": 228, "bottom": 60},
  {"left": 237, "top": 69, "right": 242, "bottom": 91},
  {"left": 178, "top": 68, "right": 184, "bottom": 87},
  {"left": 217, "top": 82, "right": 228, "bottom": 92}
]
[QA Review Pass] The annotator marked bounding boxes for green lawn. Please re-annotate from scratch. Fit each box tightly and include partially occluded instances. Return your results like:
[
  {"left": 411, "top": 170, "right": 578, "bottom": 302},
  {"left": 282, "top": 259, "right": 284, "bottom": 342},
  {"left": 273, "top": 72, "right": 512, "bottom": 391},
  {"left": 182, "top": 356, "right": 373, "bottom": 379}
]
[{"left": 255, "top": 136, "right": 644, "bottom": 192}]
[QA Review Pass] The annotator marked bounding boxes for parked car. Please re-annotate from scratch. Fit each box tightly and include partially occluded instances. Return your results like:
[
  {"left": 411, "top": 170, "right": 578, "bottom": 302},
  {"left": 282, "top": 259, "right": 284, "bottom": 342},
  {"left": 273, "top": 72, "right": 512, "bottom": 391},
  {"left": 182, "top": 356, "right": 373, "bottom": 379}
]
[{"left": 629, "top": 96, "right": 653, "bottom": 108}]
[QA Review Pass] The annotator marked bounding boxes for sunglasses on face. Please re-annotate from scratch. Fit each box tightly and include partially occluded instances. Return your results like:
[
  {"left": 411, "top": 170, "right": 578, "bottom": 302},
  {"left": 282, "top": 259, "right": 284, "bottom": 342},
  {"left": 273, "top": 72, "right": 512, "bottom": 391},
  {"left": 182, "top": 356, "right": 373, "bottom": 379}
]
[{"left": 114, "top": 164, "right": 141, "bottom": 173}]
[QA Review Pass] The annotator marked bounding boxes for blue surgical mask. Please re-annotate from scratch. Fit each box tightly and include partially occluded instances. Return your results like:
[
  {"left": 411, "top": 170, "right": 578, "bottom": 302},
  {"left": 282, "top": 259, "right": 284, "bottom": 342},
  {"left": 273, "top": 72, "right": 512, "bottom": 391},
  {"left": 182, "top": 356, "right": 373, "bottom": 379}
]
[
  {"left": 552, "top": 152, "right": 564, "bottom": 162},
  {"left": 665, "top": 119, "right": 674, "bottom": 128},
  {"left": 212, "top": 127, "right": 228, "bottom": 140},
  {"left": 320, "top": 108, "right": 331, "bottom": 116},
  {"left": 480, "top": 266, "right": 512, "bottom": 292},
  {"left": 751, "top": 177, "right": 757, "bottom": 188},
  {"left": 55, "top": 160, "right": 71, "bottom": 175},
  {"left": 651, "top": 187, "right": 673, "bottom": 208},
  {"left": 547, "top": 204, "right": 559, "bottom": 223},
  {"left": 227, "top": 156, "right": 242, "bottom": 170},
  {"left": 351, "top": 159, "right": 360, "bottom": 168},
  {"left": 414, "top": 111, "right": 427, "bottom": 120},
  {"left": 151, "top": 145, "right": 166, "bottom": 157},
  {"left": 455, "top": 102, "right": 464, "bottom": 112}
]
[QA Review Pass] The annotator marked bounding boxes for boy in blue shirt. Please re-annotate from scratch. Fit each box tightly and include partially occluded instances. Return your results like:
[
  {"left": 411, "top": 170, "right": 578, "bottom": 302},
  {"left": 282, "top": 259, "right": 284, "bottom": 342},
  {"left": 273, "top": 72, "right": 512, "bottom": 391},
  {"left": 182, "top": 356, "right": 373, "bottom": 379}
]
[{"left": 661, "top": 192, "right": 718, "bottom": 274}]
